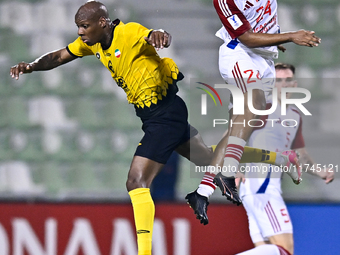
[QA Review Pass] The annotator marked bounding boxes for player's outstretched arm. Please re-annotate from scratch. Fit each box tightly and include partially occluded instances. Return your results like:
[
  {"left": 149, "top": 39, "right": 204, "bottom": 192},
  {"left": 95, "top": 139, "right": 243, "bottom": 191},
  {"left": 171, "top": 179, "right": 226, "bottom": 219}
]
[
  {"left": 10, "top": 48, "right": 76, "bottom": 80},
  {"left": 144, "top": 29, "right": 172, "bottom": 50},
  {"left": 237, "top": 29, "right": 321, "bottom": 49},
  {"left": 296, "top": 148, "right": 334, "bottom": 184}
]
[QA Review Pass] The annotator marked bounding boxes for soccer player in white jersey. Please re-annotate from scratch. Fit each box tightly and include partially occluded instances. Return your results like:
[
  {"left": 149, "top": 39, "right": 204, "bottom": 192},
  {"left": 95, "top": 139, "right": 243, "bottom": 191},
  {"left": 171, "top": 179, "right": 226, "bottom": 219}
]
[
  {"left": 196, "top": 0, "right": 322, "bottom": 205},
  {"left": 235, "top": 63, "right": 334, "bottom": 255},
  {"left": 208, "top": 63, "right": 334, "bottom": 255}
]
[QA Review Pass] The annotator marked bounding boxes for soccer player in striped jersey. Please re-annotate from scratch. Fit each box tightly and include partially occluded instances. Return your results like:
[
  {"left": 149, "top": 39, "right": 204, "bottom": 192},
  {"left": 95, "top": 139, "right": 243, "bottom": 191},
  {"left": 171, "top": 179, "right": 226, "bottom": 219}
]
[{"left": 202, "top": 0, "right": 322, "bottom": 206}]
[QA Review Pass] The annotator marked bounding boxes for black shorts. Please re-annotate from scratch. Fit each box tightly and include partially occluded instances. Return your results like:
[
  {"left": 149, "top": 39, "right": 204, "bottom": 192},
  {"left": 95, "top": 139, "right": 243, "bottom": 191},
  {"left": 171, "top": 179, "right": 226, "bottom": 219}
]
[{"left": 135, "top": 95, "right": 198, "bottom": 164}]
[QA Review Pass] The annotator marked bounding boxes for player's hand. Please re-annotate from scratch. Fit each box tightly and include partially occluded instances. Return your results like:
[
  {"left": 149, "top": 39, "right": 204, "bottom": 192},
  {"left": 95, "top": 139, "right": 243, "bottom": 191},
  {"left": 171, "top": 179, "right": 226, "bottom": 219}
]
[
  {"left": 319, "top": 168, "right": 334, "bottom": 184},
  {"left": 290, "top": 30, "right": 321, "bottom": 47},
  {"left": 235, "top": 172, "right": 245, "bottom": 188},
  {"left": 144, "top": 30, "right": 172, "bottom": 50},
  {"left": 10, "top": 62, "right": 33, "bottom": 80},
  {"left": 278, "top": 45, "right": 286, "bottom": 52}
]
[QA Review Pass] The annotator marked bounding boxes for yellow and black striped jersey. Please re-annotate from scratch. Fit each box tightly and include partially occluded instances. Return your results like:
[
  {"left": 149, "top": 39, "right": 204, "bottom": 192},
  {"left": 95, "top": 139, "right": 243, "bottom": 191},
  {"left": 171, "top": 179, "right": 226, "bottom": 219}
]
[{"left": 67, "top": 19, "right": 180, "bottom": 109}]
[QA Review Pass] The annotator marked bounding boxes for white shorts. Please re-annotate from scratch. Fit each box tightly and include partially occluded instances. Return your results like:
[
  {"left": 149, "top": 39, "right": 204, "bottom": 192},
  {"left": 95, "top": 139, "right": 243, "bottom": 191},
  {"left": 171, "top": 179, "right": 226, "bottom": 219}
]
[
  {"left": 242, "top": 193, "right": 293, "bottom": 244},
  {"left": 218, "top": 44, "right": 275, "bottom": 109}
]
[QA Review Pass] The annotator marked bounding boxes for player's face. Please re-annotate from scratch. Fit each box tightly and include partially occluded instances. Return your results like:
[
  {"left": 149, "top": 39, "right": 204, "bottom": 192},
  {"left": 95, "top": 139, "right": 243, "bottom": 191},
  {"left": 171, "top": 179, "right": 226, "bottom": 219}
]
[
  {"left": 75, "top": 18, "right": 103, "bottom": 46},
  {"left": 275, "top": 69, "right": 297, "bottom": 101}
]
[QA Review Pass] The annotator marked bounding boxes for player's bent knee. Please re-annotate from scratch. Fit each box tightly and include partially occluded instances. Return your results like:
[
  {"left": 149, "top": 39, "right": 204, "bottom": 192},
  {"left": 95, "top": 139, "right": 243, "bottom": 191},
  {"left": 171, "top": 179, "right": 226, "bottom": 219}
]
[
  {"left": 126, "top": 175, "right": 145, "bottom": 192},
  {"left": 246, "top": 88, "right": 266, "bottom": 110},
  {"left": 252, "top": 96, "right": 266, "bottom": 110},
  {"left": 244, "top": 96, "right": 266, "bottom": 120},
  {"left": 268, "top": 233, "right": 294, "bottom": 255}
]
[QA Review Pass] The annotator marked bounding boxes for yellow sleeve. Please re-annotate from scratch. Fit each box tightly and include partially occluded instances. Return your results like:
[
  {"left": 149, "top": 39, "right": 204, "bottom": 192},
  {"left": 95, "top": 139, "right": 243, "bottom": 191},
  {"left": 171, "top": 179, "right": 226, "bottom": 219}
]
[
  {"left": 66, "top": 37, "right": 94, "bottom": 57},
  {"left": 123, "top": 22, "right": 153, "bottom": 47}
]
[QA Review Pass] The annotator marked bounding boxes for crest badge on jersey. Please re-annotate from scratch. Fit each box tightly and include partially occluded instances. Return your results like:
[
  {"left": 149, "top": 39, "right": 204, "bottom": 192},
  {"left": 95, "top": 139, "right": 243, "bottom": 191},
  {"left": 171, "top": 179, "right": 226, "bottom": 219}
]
[
  {"left": 115, "top": 49, "right": 121, "bottom": 58},
  {"left": 96, "top": 53, "right": 100, "bottom": 59},
  {"left": 227, "top": 14, "right": 243, "bottom": 30}
]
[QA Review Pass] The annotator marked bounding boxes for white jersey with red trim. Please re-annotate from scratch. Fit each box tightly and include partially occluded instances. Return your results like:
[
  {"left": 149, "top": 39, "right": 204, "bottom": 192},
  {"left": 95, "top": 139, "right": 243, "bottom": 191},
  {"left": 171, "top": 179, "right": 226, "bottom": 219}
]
[
  {"left": 239, "top": 100, "right": 305, "bottom": 197},
  {"left": 213, "top": 0, "right": 279, "bottom": 58}
]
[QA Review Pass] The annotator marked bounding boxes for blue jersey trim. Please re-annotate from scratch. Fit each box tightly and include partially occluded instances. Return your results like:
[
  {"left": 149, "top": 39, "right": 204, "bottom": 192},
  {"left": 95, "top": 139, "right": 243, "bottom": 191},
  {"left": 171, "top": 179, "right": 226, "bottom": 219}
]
[
  {"left": 256, "top": 165, "right": 272, "bottom": 194},
  {"left": 226, "top": 39, "right": 239, "bottom": 49}
]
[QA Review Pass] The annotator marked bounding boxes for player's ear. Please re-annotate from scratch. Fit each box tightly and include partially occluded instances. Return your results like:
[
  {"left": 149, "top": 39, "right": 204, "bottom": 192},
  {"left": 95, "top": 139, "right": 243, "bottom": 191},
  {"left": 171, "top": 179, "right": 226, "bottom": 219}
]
[
  {"left": 99, "top": 16, "right": 107, "bottom": 28},
  {"left": 293, "top": 79, "right": 298, "bottom": 88}
]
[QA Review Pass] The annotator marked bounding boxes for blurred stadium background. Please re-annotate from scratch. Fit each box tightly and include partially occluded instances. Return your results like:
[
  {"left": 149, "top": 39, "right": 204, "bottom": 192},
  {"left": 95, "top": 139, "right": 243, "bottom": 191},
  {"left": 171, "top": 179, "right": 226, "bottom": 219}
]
[{"left": 0, "top": 0, "right": 340, "bottom": 254}]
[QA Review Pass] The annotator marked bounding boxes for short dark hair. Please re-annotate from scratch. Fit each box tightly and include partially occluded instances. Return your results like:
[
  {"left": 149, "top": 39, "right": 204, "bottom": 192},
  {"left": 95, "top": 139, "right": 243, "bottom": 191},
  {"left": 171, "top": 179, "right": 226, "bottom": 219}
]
[{"left": 275, "top": 63, "right": 295, "bottom": 74}]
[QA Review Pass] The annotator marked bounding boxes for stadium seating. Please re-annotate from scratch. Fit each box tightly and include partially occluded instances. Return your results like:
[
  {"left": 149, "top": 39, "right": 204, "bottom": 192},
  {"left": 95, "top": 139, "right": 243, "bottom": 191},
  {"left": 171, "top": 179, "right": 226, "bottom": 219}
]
[
  {"left": 68, "top": 97, "right": 102, "bottom": 129},
  {"left": 0, "top": 129, "right": 12, "bottom": 161},
  {"left": 6, "top": 97, "right": 32, "bottom": 128},
  {"left": 1, "top": 0, "right": 339, "bottom": 200},
  {"left": 38, "top": 161, "right": 67, "bottom": 194}
]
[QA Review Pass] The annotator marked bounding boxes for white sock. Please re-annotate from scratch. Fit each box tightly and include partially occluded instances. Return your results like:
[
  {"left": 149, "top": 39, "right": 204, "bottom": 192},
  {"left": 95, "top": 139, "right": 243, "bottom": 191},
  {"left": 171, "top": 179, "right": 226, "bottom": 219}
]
[
  {"left": 197, "top": 168, "right": 217, "bottom": 198},
  {"left": 197, "top": 184, "right": 215, "bottom": 198},
  {"left": 236, "top": 244, "right": 280, "bottom": 255},
  {"left": 274, "top": 153, "right": 286, "bottom": 166},
  {"left": 222, "top": 136, "right": 246, "bottom": 177}
]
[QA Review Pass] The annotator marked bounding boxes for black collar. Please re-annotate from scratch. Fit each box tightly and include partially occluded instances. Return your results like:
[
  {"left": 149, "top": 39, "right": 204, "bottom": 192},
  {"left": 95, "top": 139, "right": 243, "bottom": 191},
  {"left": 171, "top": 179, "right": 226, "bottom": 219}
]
[
  {"left": 102, "top": 19, "right": 120, "bottom": 50},
  {"left": 112, "top": 18, "right": 120, "bottom": 26}
]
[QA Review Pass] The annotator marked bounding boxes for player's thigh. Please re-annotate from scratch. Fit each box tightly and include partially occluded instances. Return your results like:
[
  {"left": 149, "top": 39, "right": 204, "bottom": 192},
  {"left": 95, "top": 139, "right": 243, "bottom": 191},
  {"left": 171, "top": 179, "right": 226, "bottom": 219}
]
[
  {"left": 252, "top": 194, "right": 293, "bottom": 238},
  {"left": 255, "top": 57, "right": 275, "bottom": 98},
  {"left": 219, "top": 47, "right": 274, "bottom": 95},
  {"left": 243, "top": 194, "right": 293, "bottom": 244},
  {"left": 175, "top": 127, "right": 213, "bottom": 166},
  {"left": 242, "top": 195, "right": 268, "bottom": 244},
  {"left": 135, "top": 95, "right": 188, "bottom": 164},
  {"left": 268, "top": 233, "right": 294, "bottom": 254}
]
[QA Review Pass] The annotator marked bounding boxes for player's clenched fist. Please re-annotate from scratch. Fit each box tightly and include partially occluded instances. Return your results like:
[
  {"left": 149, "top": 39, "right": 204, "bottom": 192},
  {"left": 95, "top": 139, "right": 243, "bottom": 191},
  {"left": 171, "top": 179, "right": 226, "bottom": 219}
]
[
  {"left": 10, "top": 62, "right": 33, "bottom": 80},
  {"left": 144, "top": 29, "right": 171, "bottom": 50}
]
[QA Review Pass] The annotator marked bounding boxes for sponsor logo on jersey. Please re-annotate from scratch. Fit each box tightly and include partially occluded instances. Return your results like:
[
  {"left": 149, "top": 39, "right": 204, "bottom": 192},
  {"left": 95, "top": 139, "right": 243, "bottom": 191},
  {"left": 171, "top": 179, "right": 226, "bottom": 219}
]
[
  {"left": 105, "top": 53, "right": 111, "bottom": 56},
  {"left": 115, "top": 49, "right": 121, "bottom": 58},
  {"left": 116, "top": 76, "right": 128, "bottom": 92},
  {"left": 108, "top": 60, "right": 114, "bottom": 73},
  {"left": 96, "top": 53, "right": 100, "bottom": 59},
  {"left": 227, "top": 14, "right": 243, "bottom": 30}
]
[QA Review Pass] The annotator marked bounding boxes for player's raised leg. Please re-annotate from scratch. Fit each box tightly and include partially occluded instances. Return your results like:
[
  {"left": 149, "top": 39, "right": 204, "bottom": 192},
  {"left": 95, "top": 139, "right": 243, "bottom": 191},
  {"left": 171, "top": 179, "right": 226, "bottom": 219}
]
[{"left": 212, "top": 84, "right": 266, "bottom": 204}]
